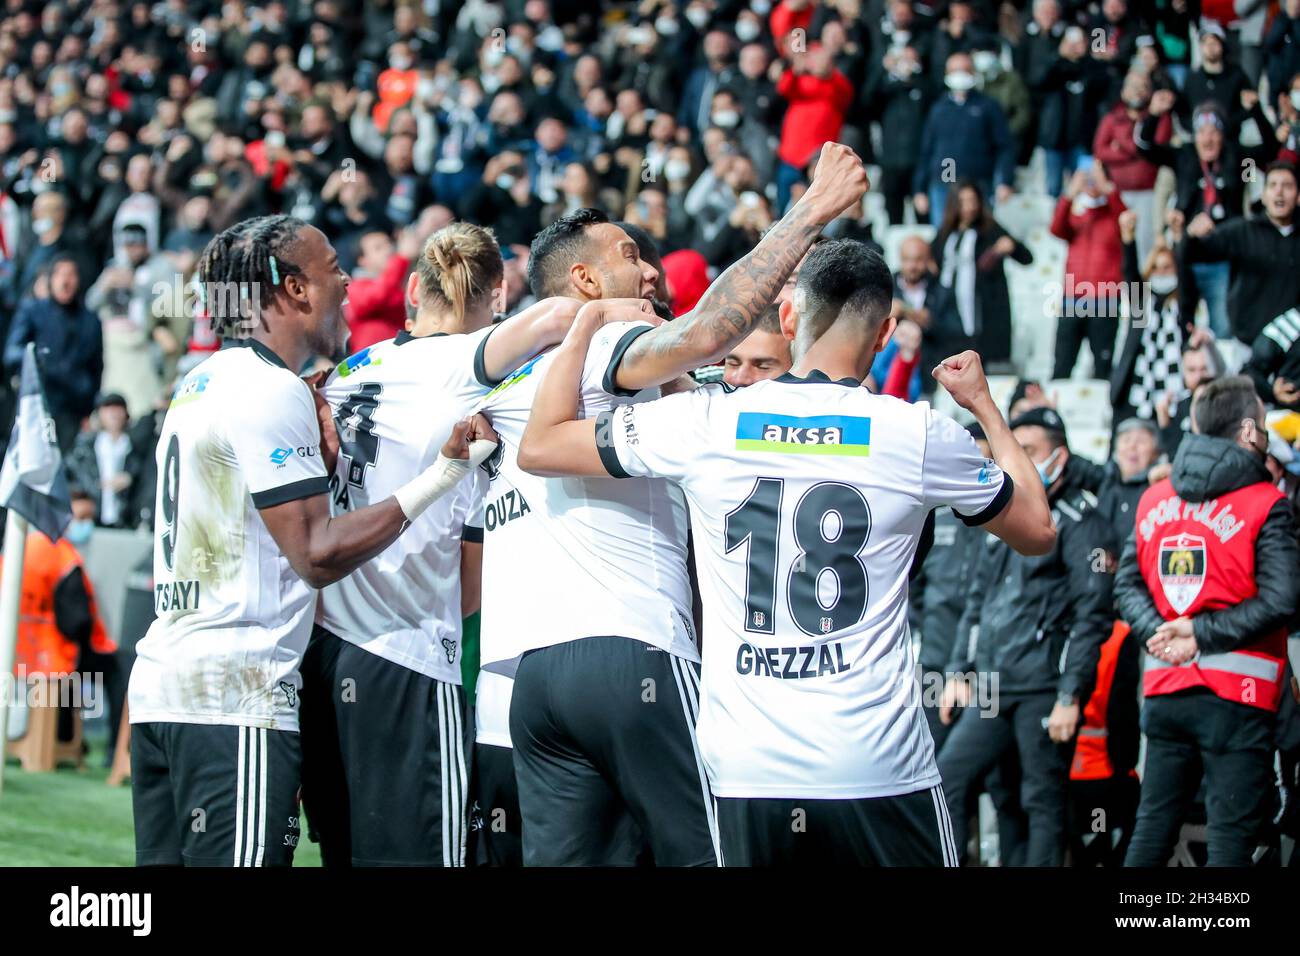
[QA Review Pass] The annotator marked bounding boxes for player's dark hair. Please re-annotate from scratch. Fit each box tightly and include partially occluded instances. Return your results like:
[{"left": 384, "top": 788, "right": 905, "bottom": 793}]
[
  {"left": 1192, "top": 375, "right": 1261, "bottom": 439},
  {"left": 195, "top": 215, "right": 307, "bottom": 337},
  {"left": 754, "top": 305, "right": 782, "bottom": 335},
  {"left": 527, "top": 207, "right": 609, "bottom": 298},
  {"left": 1265, "top": 160, "right": 1299, "bottom": 188},
  {"left": 793, "top": 239, "right": 894, "bottom": 342}
]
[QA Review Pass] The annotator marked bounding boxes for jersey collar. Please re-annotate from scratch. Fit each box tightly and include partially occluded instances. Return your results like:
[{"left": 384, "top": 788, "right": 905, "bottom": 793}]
[
  {"left": 225, "top": 337, "right": 290, "bottom": 370},
  {"left": 393, "top": 331, "right": 449, "bottom": 346},
  {"left": 776, "top": 369, "right": 865, "bottom": 389}
]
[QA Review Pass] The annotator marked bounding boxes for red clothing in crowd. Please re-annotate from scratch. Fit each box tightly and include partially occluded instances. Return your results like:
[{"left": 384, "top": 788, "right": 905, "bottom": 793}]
[
  {"left": 769, "top": 1, "right": 815, "bottom": 57},
  {"left": 1092, "top": 107, "right": 1172, "bottom": 192},
  {"left": 346, "top": 254, "right": 411, "bottom": 351},
  {"left": 1050, "top": 192, "right": 1128, "bottom": 293},
  {"left": 662, "top": 249, "right": 711, "bottom": 316},
  {"left": 776, "top": 67, "right": 853, "bottom": 170}
]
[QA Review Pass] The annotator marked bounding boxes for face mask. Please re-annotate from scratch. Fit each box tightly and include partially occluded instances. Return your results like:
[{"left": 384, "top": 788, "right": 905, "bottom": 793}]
[
  {"left": 481, "top": 74, "right": 501, "bottom": 94},
  {"left": 751, "top": 0, "right": 772, "bottom": 14},
  {"left": 1125, "top": 96, "right": 1148, "bottom": 110},
  {"left": 390, "top": 55, "right": 412, "bottom": 71},
  {"left": 664, "top": 159, "right": 691, "bottom": 182},
  {"left": 945, "top": 71, "right": 976, "bottom": 92},
  {"left": 496, "top": 174, "right": 516, "bottom": 190},
  {"left": 972, "top": 51, "right": 998, "bottom": 74},
  {"left": 711, "top": 110, "right": 740, "bottom": 128},
  {"left": 65, "top": 519, "right": 93, "bottom": 546},
  {"left": 484, "top": 48, "right": 505, "bottom": 68},
  {"left": 1035, "top": 447, "right": 1064, "bottom": 488},
  {"left": 656, "top": 16, "right": 680, "bottom": 36},
  {"left": 736, "top": 19, "right": 761, "bottom": 42},
  {"left": 1290, "top": 92, "right": 1300, "bottom": 112},
  {"left": 417, "top": 77, "right": 436, "bottom": 101},
  {"left": 32, "top": 217, "right": 53, "bottom": 236},
  {"left": 1149, "top": 273, "right": 1177, "bottom": 296},
  {"left": 685, "top": 7, "right": 710, "bottom": 29}
]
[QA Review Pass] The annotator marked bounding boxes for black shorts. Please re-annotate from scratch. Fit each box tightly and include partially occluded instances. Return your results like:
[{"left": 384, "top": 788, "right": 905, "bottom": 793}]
[
  {"left": 509, "top": 636, "right": 720, "bottom": 867},
  {"left": 299, "top": 625, "right": 470, "bottom": 867},
  {"left": 469, "top": 742, "right": 523, "bottom": 867},
  {"left": 715, "top": 786, "right": 958, "bottom": 866},
  {"left": 130, "top": 721, "right": 302, "bottom": 867}
]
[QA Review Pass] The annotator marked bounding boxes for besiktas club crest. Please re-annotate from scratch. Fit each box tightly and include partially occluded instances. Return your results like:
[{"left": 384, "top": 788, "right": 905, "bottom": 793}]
[{"left": 1158, "top": 533, "right": 1207, "bottom": 614}]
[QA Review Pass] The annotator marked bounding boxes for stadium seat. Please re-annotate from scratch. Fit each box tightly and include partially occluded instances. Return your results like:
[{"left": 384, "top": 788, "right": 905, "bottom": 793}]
[
  {"left": 1048, "top": 379, "right": 1113, "bottom": 433},
  {"left": 1070, "top": 427, "right": 1114, "bottom": 465},
  {"left": 4, "top": 677, "right": 84, "bottom": 773}
]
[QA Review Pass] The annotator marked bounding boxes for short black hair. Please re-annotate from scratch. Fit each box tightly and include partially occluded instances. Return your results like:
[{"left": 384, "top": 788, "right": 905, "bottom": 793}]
[
  {"left": 1192, "top": 375, "right": 1261, "bottom": 439},
  {"left": 793, "top": 239, "right": 894, "bottom": 342},
  {"left": 754, "top": 305, "right": 782, "bottom": 335},
  {"left": 1265, "top": 160, "right": 1298, "bottom": 188},
  {"left": 195, "top": 215, "right": 308, "bottom": 337},
  {"left": 527, "top": 207, "right": 609, "bottom": 298}
]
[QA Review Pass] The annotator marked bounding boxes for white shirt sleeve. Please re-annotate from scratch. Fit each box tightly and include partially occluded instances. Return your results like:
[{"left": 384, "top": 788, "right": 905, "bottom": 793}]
[
  {"left": 921, "top": 408, "right": 1014, "bottom": 525},
  {"left": 598, "top": 386, "right": 713, "bottom": 483},
  {"left": 582, "top": 320, "right": 658, "bottom": 400},
  {"left": 228, "top": 371, "right": 332, "bottom": 509},
  {"left": 461, "top": 468, "right": 488, "bottom": 543}
]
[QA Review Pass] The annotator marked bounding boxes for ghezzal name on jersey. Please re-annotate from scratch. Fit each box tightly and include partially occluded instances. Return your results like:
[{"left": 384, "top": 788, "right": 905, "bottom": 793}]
[
  {"left": 155, "top": 579, "right": 200, "bottom": 613},
  {"left": 484, "top": 488, "right": 531, "bottom": 531},
  {"left": 736, "top": 641, "right": 849, "bottom": 679}
]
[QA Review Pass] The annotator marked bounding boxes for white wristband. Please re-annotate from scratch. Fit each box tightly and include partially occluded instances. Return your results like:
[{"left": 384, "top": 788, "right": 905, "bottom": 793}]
[{"left": 393, "top": 439, "right": 498, "bottom": 521}]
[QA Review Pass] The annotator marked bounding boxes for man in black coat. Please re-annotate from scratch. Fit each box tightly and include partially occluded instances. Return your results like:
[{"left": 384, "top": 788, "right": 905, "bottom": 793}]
[
  {"left": 938, "top": 407, "right": 1114, "bottom": 866},
  {"left": 892, "top": 234, "right": 964, "bottom": 390}
]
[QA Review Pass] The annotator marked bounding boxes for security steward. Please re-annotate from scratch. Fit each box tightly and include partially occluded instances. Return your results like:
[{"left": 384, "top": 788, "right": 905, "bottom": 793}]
[{"left": 1116, "top": 376, "right": 1300, "bottom": 866}]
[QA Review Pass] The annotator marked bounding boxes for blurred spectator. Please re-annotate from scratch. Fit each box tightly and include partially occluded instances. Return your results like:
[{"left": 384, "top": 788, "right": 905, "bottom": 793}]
[
  {"left": 892, "top": 234, "right": 963, "bottom": 390},
  {"left": 775, "top": 42, "right": 852, "bottom": 212},
  {"left": 1093, "top": 70, "right": 1170, "bottom": 265},
  {"left": 67, "top": 393, "right": 140, "bottom": 529},
  {"left": 1245, "top": 306, "right": 1300, "bottom": 411},
  {"left": 346, "top": 226, "right": 422, "bottom": 352},
  {"left": 865, "top": 42, "right": 930, "bottom": 224},
  {"left": 1050, "top": 162, "right": 1126, "bottom": 380},
  {"left": 1111, "top": 210, "right": 1190, "bottom": 427},
  {"left": 4, "top": 256, "right": 102, "bottom": 451},
  {"left": 933, "top": 181, "right": 1032, "bottom": 369},
  {"left": 1138, "top": 91, "right": 1278, "bottom": 338},
  {"left": 1030, "top": 23, "right": 1109, "bottom": 198},
  {"left": 1182, "top": 162, "right": 1300, "bottom": 345},
  {"left": 913, "top": 52, "right": 1017, "bottom": 226},
  {"left": 1183, "top": 21, "right": 1251, "bottom": 132},
  {"left": 1156, "top": 339, "right": 1224, "bottom": 456}
]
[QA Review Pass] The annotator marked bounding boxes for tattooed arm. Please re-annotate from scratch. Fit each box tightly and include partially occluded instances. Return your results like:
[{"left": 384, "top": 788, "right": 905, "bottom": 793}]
[{"left": 610, "top": 143, "right": 870, "bottom": 393}]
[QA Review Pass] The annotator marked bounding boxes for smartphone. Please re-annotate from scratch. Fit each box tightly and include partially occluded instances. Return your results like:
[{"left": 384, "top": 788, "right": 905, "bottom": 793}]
[{"left": 1075, "top": 155, "right": 1094, "bottom": 174}]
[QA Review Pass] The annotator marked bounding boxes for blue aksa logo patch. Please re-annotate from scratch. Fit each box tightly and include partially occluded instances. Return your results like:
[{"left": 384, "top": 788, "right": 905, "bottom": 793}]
[
  {"left": 336, "top": 345, "right": 383, "bottom": 379},
  {"left": 977, "top": 460, "right": 996, "bottom": 484},
  {"left": 169, "top": 372, "right": 210, "bottom": 408},
  {"left": 270, "top": 447, "right": 293, "bottom": 467},
  {"left": 735, "top": 413, "right": 871, "bottom": 456}
]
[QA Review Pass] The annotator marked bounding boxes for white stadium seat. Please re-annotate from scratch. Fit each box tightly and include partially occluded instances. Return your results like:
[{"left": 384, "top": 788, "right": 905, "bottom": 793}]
[{"left": 1047, "top": 379, "right": 1113, "bottom": 432}]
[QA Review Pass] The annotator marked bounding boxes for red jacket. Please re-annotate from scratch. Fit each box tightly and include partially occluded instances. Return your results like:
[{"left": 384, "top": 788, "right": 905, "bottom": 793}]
[
  {"left": 1092, "top": 106, "right": 1171, "bottom": 192},
  {"left": 776, "top": 68, "right": 853, "bottom": 169},
  {"left": 1050, "top": 192, "right": 1127, "bottom": 292},
  {"left": 346, "top": 254, "right": 411, "bottom": 351},
  {"left": 770, "top": 2, "right": 815, "bottom": 56}
]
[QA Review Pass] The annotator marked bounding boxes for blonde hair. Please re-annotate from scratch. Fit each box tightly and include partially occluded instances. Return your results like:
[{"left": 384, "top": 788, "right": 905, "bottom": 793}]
[{"left": 416, "top": 223, "right": 503, "bottom": 322}]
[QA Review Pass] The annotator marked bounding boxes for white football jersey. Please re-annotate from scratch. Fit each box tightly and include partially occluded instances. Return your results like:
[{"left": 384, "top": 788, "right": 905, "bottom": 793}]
[
  {"left": 317, "top": 329, "right": 495, "bottom": 684},
  {"left": 129, "top": 341, "right": 331, "bottom": 732},
  {"left": 475, "top": 321, "right": 697, "bottom": 681},
  {"left": 602, "top": 371, "right": 1013, "bottom": 799}
]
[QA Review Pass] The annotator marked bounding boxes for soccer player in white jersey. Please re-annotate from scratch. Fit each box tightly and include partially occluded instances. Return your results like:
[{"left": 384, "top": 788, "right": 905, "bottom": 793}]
[
  {"left": 298, "top": 223, "right": 631, "bottom": 867},
  {"left": 474, "top": 143, "right": 869, "bottom": 866},
  {"left": 518, "top": 238, "right": 1057, "bottom": 866},
  {"left": 128, "top": 215, "right": 495, "bottom": 867}
]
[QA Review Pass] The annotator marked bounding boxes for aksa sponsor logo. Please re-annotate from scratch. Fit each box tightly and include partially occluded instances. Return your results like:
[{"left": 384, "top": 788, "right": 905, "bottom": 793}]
[{"left": 735, "top": 413, "right": 871, "bottom": 456}]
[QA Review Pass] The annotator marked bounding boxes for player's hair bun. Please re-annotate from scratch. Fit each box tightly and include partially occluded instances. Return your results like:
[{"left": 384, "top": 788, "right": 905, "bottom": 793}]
[{"left": 416, "top": 222, "right": 504, "bottom": 322}]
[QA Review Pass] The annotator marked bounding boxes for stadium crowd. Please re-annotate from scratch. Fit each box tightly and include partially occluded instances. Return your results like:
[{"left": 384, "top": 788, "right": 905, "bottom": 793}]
[{"left": 2, "top": 0, "right": 1300, "bottom": 867}]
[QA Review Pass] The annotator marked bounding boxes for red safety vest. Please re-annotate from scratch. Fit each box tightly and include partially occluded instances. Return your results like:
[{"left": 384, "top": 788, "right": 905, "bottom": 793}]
[
  {"left": 1071, "top": 620, "right": 1137, "bottom": 781},
  {"left": 1134, "top": 478, "right": 1288, "bottom": 713}
]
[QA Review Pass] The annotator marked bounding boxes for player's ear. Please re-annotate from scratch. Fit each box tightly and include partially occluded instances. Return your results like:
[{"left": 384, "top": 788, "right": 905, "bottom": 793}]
[
  {"left": 777, "top": 299, "right": 797, "bottom": 341},
  {"left": 492, "top": 277, "right": 508, "bottom": 314},
  {"left": 405, "top": 271, "right": 421, "bottom": 311},
  {"left": 570, "top": 261, "right": 600, "bottom": 299},
  {"left": 874, "top": 315, "right": 897, "bottom": 354}
]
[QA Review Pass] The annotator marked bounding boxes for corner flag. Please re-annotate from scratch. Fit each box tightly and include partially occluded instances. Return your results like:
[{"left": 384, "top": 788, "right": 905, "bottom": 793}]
[{"left": 0, "top": 343, "right": 71, "bottom": 541}]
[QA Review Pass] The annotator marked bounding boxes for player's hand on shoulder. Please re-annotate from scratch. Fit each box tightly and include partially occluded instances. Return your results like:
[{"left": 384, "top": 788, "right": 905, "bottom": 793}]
[
  {"left": 930, "top": 350, "right": 991, "bottom": 412},
  {"left": 574, "top": 297, "right": 660, "bottom": 331}
]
